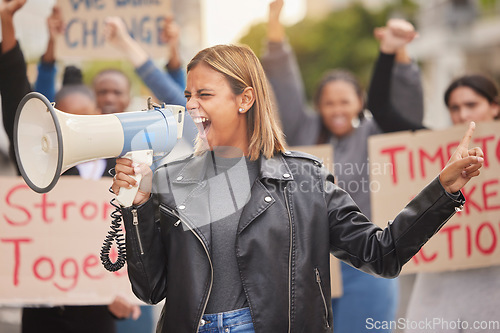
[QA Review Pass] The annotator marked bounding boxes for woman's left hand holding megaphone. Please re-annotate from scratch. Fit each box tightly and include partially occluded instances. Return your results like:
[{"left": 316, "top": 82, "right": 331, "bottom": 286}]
[{"left": 112, "top": 158, "right": 152, "bottom": 206}]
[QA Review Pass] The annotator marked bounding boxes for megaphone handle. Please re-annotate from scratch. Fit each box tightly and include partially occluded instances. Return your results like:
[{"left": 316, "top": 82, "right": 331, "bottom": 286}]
[{"left": 116, "top": 150, "right": 153, "bottom": 207}]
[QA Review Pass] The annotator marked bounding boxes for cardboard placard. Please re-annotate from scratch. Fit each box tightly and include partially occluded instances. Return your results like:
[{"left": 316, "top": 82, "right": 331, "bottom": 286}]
[
  {"left": 0, "top": 176, "right": 139, "bottom": 305},
  {"left": 289, "top": 144, "right": 342, "bottom": 298},
  {"left": 56, "top": 0, "right": 170, "bottom": 59},
  {"left": 369, "top": 122, "right": 500, "bottom": 273}
]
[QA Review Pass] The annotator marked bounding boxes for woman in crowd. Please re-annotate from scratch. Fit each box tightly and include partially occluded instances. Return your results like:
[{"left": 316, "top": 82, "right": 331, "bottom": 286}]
[
  {"left": 112, "top": 39, "right": 482, "bottom": 332},
  {"left": 368, "top": 19, "right": 500, "bottom": 333}
]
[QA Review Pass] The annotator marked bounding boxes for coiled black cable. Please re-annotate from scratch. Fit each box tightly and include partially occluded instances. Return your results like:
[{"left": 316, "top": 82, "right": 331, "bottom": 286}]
[{"left": 100, "top": 187, "right": 127, "bottom": 272}]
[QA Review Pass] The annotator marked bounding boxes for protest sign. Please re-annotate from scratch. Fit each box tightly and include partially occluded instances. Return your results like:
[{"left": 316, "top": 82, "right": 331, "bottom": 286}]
[
  {"left": 369, "top": 122, "right": 500, "bottom": 273},
  {"left": 56, "top": 0, "right": 170, "bottom": 59},
  {"left": 0, "top": 176, "right": 139, "bottom": 305}
]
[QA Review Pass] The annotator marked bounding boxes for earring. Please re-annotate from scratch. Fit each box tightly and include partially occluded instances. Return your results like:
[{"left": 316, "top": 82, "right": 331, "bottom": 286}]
[
  {"left": 351, "top": 117, "right": 360, "bottom": 129},
  {"left": 238, "top": 107, "right": 245, "bottom": 113}
]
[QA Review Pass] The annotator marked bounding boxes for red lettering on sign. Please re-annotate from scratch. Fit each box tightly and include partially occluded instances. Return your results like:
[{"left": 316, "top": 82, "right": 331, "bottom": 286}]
[
  {"left": 414, "top": 247, "right": 438, "bottom": 264},
  {"left": 446, "top": 141, "right": 460, "bottom": 161},
  {"left": 33, "top": 194, "right": 56, "bottom": 223},
  {"left": 3, "top": 184, "right": 112, "bottom": 224},
  {"left": 496, "top": 138, "right": 500, "bottom": 164},
  {"left": 83, "top": 254, "right": 104, "bottom": 279},
  {"left": 33, "top": 257, "right": 55, "bottom": 281},
  {"left": 380, "top": 145, "right": 406, "bottom": 184},
  {"left": 54, "top": 258, "right": 79, "bottom": 292},
  {"left": 102, "top": 202, "right": 114, "bottom": 221},
  {"left": 461, "top": 185, "right": 482, "bottom": 215},
  {"left": 24, "top": 253, "right": 120, "bottom": 292},
  {"left": 476, "top": 222, "right": 497, "bottom": 255},
  {"left": 473, "top": 135, "right": 495, "bottom": 167},
  {"left": 1, "top": 238, "right": 32, "bottom": 285},
  {"left": 420, "top": 248, "right": 438, "bottom": 262},
  {"left": 4, "top": 185, "right": 31, "bottom": 226},
  {"left": 466, "top": 225, "right": 472, "bottom": 257},
  {"left": 81, "top": 202, "right": 98, "bottom": 220},
  {"left": 419, "top": 147, "right": 445, "bottom": 179},
  {"left": 483, "top": 179, "right": 500, "bottom": 211},
  {"left": 62, "top": 201, "right": 76, "bottom": 220},
  {"left": 408, "top": 150, "right": 415, "bottom": 180},
  {"left": 441, "top": 224, "right": 461, "bottom": 259}
]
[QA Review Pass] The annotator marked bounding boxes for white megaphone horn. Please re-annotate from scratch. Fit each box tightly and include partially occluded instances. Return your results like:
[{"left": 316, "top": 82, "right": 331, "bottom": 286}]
[{"left": 14, "top": 92, "right": 185, "bottom": 207}]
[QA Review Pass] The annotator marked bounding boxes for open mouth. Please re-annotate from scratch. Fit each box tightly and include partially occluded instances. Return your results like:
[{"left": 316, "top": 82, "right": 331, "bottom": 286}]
[
  {"left": 193, "top": 116, "right": 211, "bottom": 138},
  {"left": 330, "top": 116, "right": 348, "bottom": 128}
]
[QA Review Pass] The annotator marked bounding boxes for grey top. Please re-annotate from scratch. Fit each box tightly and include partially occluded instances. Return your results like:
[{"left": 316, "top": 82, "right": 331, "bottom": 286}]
[
  {"left": 204, "top": 154, "right": 260, "bottom": 314},
  {"left": 329, "top": 118, "right": 380, "bottom": 218},
  {"left": 261, "top": 41, "right": 423, "bottom": 218}
]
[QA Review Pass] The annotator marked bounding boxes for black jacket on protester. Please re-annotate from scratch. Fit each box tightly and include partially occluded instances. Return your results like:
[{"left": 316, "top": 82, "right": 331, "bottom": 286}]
[
  {"left": 121, "top": 150, "right": 465, "bottom": 333},
  {"left": 0, "top": 42, "right": 30, "bottom": 175}
]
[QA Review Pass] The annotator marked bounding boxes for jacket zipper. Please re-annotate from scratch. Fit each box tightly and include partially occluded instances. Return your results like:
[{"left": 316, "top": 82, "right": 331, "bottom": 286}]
[
  {"left": 132, "top": 209, "right": 144, "bottom": 255},
  {"left": 159, "top": 205, "right": 213, "bottom": 332},
  {"left": 159, "top": 205, "right": 182, "bottom": 227},
  {"left": 314, "top": 268, "right": 330, "bottom": 328},
  {"left": 189, "top": 227, "right": 213, "bottom": 332},
  {"left": 283, "top": 186, "right": 292, "bottom": 333}
]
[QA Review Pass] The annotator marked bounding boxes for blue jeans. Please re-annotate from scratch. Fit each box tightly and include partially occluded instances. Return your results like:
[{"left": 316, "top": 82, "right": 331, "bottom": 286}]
[
  {"left": 198, "top": 307, "right": 255, "bottom": 333},
  {"left": 332, "top": 262, "right": 399, "bottom": 333},
  {"left": 116, "top": 305, "right": 154, "bottom": 333}
]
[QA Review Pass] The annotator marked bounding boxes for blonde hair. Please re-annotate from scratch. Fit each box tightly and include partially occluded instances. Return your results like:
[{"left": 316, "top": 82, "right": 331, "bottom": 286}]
[{"left": 187, "top": 44, "right": 286, "bottom": 161}]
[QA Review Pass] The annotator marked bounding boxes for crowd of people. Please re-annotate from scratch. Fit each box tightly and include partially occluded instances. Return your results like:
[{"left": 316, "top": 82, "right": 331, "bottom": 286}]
[{"left": 0, "top": 0, "right": 497, "bottom": 332}]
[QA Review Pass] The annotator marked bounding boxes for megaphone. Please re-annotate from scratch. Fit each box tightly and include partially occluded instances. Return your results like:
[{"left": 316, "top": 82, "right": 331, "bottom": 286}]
[{"left": 14, "top": 92, "right": 185, "bottom": 207}]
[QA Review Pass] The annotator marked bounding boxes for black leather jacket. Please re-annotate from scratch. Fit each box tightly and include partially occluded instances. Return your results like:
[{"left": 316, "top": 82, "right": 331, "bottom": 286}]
[{"left": 122, "top": 151, "right": 465, "bottom": 333}]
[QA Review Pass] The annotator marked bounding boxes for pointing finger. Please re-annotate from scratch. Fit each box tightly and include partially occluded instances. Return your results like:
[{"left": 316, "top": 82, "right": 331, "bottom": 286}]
[{"left": 459, "top": 121, "right": 476, "bottom": 150}]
